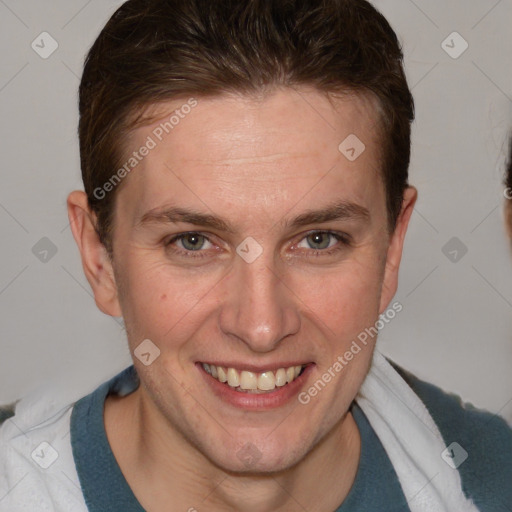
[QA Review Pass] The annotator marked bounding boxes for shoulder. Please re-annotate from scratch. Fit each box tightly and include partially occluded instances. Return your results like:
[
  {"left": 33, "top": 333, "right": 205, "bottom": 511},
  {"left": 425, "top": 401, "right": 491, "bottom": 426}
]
[
  {"left": 0, "top": 367, "right": 136, "bottom": 511},
  {"left": 390, "top": 359, "right": 512, "bottom": 510},
  {"left": 0, "top": 391, "right": 88, "bottom": 511}
]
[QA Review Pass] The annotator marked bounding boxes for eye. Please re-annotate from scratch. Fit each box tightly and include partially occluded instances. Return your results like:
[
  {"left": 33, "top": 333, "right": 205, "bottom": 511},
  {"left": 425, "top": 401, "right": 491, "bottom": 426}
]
[
  {"left": 166, "top": 232, "right": 214, "bottom": 257},
  {"left": 295, "top": 231, "right": 350, "bottom": 255}
]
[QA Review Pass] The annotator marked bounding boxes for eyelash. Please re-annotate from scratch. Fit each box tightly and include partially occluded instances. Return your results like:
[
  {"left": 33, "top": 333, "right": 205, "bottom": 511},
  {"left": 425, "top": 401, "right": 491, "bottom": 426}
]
[{"left": 165, "top": 231, "right": 351, "bottom": 259}]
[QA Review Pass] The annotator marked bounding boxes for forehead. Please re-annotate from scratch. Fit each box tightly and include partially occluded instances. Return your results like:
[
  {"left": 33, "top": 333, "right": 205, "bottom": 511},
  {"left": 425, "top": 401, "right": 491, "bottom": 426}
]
[{"left": 117, "top": 87, "right": 384, "bottom": 223}]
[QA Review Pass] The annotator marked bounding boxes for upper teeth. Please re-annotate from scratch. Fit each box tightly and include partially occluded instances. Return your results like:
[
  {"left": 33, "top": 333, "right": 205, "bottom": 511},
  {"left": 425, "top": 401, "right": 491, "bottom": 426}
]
[{"left": 202, "top": 363, "right": 304, "bottom": 392}]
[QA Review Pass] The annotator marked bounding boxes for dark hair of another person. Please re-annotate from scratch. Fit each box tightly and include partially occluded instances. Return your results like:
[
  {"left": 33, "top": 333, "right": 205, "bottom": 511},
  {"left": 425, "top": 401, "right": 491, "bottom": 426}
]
[
  {"left": 504, "top": 135, "right": 512, "bottom": 234},
  {"left": 505, "top": 135, "right": 512, "bottom": 195}
]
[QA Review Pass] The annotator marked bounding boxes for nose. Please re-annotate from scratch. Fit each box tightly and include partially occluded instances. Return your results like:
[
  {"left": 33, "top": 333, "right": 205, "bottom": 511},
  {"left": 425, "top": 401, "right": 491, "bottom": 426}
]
[{"left": 218, "top": 251, "right": 301, "bottom": 353}]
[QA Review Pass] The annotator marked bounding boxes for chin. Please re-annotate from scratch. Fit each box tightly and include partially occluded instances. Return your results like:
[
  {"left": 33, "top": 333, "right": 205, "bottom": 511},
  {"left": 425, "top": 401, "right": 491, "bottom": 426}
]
[
  {"left": 201, "top": 432, "right": 311, "bottom": 475},
  {"left": 215, "top": 450, "right": 303, "bottom": 476}
]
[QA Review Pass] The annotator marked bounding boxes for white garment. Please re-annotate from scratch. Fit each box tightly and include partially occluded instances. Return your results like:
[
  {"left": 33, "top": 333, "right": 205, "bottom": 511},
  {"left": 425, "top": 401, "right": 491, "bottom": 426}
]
[
  {"left": 356, "top": 350, "right": 480, "bottom": 512},
  {"left": 0, "top": 385, "right": 88, "bottom": 512}
]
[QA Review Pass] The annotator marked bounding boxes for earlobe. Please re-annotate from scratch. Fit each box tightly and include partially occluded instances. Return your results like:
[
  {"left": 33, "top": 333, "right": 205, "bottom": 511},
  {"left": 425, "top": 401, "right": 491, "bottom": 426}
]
[
  {"left": 379, "top": 186, "right": 418, "bottom": 314},
  {"left": 66, "top": 190, "right": 122, "bottom": 317}
]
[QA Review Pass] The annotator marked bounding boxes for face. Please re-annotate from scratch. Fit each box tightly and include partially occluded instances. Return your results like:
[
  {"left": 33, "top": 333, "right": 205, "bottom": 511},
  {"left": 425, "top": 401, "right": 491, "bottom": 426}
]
[{"left": 74, "top": 87, "right": 415, "bottom": 474}]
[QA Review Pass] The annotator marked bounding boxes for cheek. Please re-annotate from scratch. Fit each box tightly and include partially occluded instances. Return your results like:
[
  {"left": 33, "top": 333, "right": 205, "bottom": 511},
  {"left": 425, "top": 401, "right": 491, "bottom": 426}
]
[
  {"left": 117, "top": 258, "right": 221, "bottom": 343},
  {"left": 294, "top": 259, "right": 384, "bottom": 333},
  {"left": 117, "top": 245, "right": 386, "bottom": 353}
]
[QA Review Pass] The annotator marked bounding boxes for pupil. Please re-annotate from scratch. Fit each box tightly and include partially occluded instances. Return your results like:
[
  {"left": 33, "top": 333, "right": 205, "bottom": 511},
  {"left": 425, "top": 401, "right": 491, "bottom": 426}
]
[
  {"left": 184, "top": 234, "right": 203, "bottom": 250},
  {"left": 309, "top": 233, "right": 329, "bottom": 249}
]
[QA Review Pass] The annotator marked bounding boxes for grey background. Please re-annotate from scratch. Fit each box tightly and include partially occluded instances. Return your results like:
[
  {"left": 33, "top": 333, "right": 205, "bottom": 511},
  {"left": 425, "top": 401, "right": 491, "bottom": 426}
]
[{"left": 0, "top": 0, "right": 511, "bottom": 423}]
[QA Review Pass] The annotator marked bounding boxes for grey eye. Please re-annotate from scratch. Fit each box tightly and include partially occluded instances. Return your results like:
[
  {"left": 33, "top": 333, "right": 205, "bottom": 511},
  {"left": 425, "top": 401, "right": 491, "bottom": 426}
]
[{"left": 178, "top": 233, "right": 208, "bottom": 251}]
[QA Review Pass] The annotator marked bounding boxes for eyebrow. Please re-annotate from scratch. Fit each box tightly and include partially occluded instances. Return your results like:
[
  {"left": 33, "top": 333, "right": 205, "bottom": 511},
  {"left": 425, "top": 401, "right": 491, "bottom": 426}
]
[{"left": 136, "top": 199, "right": 370, "bottom": 233}]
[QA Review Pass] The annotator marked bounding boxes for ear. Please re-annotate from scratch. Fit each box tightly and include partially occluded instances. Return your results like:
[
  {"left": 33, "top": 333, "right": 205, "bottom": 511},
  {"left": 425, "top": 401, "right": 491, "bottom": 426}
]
[
  {"left": 379, "top": 186, "right": 417, "bottom": 314},
  {"left": 66, "top": 190, "right": 122, "bottom": 317}
]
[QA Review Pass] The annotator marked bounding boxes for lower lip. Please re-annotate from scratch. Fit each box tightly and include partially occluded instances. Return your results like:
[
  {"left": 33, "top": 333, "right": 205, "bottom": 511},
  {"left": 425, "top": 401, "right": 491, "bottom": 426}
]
[{"left": 196, "top": 363, "right": 315, "bottom": 410}]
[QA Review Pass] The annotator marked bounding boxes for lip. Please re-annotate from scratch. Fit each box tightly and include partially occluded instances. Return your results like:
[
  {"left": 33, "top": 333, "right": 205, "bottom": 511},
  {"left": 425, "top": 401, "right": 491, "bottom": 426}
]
[{"left": 196, "top": 362, "right": 315, "bottom": 411}]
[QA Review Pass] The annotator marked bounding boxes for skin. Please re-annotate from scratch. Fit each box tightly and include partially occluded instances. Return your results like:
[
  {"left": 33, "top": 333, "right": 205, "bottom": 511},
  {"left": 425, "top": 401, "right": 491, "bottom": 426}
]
[
  {"left": 67, "top": 86, "right": 416, "bottom": 511},
  {"left": 505, "top": 200, "right": 512, "bottom": 239}
]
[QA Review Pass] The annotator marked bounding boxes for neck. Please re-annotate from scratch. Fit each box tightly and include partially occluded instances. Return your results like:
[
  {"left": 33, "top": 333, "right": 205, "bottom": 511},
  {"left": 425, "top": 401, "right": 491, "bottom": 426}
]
[{"left": 104, "top": 387, "right": 361, "bottom": 512}]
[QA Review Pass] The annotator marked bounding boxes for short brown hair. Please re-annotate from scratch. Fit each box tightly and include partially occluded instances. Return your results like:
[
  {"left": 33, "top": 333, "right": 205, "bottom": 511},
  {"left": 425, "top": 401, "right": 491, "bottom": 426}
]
[{"left": 79, "top": 0, "right": 414, "bottom": 255}]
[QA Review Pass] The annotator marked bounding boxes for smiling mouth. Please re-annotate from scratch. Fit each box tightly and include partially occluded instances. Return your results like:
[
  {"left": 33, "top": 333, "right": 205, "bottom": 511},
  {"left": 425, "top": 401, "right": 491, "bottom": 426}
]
[{"left": 201, "top": 363, "right": 308, "bottom": 393}]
